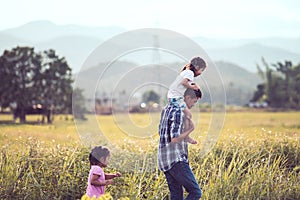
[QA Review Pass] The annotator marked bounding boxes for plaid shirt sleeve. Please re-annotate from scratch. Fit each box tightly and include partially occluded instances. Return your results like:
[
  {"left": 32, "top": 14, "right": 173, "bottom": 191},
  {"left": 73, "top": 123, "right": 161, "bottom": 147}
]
[
  {"left": 170, "top": 106, "right": 183, "bottom": 139},
  {"left": 158, "top": 104, "right": 188, "bottom": 172}
]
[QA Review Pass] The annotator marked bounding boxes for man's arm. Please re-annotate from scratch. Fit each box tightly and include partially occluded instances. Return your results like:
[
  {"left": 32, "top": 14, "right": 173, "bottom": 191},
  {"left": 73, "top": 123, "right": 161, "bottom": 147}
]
[{"left": 171, "top": 118, "right": 194, "bottom": 143}]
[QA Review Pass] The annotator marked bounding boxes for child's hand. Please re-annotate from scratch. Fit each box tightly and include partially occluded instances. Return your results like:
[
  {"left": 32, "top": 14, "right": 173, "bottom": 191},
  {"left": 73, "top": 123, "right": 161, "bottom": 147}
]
[
  {"left": 115, "top": 172, "right": 122, "bottom": 177},
  {"left": 106, "top": 179, "right": 114, "bottom": 185},
  {"left": 190, "top": 82, "right": 200, "bottom": 90}
]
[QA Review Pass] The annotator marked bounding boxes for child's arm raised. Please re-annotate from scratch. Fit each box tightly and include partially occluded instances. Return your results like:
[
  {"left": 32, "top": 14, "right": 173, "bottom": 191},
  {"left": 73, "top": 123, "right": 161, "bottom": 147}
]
[
  {"left": 181, "top": 78, "right": 192, "bottom": 88},
  {"left": 181, "top": 78, "right": 199, "bottom": 90},
  {"left": 90, "top": 174, "right": 114, "bottom": 186},
  {"left": 105, "top": 172, "right": 122, "bottom": 180}
]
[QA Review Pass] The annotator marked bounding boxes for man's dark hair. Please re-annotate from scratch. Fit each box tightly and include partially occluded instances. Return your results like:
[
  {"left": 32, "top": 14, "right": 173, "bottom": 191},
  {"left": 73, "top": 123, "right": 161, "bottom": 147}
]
[{"left": 184, "top": 88, "right": 202, "bottom": 99}]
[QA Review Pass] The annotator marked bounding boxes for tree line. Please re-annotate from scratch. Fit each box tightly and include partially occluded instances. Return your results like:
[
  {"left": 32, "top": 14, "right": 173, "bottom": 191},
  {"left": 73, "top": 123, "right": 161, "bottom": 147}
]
[
  {"left": 0, "top": 46, "right": 85, "bottom": 123},
  {"left": 251, "top": 58, "right": 300, "bottom": 110},
  {"left": 1, "top": 46, "right": 299, "bottom": 124}
]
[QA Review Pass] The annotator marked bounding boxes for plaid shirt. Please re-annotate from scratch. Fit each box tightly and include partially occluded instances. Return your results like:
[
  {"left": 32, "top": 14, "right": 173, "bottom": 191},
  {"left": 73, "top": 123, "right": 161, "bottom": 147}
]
[{"left": 158, "top": 104, "right": 189, "bottom": 172}]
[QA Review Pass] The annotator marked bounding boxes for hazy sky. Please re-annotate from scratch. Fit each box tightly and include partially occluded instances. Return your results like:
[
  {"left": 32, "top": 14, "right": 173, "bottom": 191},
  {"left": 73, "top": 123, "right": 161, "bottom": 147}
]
[{"left": 1, "top": 0, "right": 300, "bottom": 38}]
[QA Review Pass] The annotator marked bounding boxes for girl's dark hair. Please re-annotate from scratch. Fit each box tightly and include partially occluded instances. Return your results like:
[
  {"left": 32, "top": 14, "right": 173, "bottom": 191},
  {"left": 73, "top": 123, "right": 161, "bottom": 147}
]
[
  {"left": 181, "top": 57, "right": 206, "bottom": 73},
  {"left": 89, "top": 146, "right": 110, "bottom": 167}
]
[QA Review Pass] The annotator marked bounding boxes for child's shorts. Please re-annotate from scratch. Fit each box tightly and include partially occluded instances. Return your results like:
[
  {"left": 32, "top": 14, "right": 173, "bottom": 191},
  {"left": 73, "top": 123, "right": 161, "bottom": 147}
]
[{"left": 168, "top": 97, "right": 186, "bottom": 110}]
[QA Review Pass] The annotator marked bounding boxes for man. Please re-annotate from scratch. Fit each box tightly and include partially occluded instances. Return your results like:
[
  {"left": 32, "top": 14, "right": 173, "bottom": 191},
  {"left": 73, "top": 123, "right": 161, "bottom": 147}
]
[{"left": 158, "top": 88, "right": 202, "bottom": 200}]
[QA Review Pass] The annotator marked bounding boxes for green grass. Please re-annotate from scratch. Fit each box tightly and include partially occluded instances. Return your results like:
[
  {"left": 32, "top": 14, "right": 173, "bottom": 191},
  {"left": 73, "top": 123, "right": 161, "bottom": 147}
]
[{"left": 0, "top": 112, "right": 299, "bottom": 199}]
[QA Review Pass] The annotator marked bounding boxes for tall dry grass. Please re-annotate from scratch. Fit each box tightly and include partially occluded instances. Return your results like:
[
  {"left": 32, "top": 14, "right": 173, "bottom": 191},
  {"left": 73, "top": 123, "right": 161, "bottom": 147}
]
[{"left": 0, "top": 112, "right": 299, "bottom": 199}]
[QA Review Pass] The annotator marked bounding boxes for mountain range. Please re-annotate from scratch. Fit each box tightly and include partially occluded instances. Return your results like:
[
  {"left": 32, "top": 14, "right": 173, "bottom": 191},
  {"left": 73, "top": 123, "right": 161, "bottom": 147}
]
[
  {"left": 1, "top": 20, "right": 300, "bottom": 73},
  {"left": 1, "top": 20, "right": 299, "bottom": 105},
  {"left": 74, "top": 60, "right": 262, "bottom": 105}
]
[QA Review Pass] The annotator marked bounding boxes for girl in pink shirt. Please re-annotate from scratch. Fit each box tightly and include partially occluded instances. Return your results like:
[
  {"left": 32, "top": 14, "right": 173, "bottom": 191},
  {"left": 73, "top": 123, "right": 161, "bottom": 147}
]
[{"left": 85, "top": 146, "right": 121, "bottom": 198}]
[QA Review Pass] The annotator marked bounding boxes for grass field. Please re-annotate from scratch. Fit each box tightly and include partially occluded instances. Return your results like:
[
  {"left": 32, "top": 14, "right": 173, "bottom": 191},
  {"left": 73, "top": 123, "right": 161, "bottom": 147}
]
[{"left": 0, "top": 111, "right": 299, "bottom": 199}]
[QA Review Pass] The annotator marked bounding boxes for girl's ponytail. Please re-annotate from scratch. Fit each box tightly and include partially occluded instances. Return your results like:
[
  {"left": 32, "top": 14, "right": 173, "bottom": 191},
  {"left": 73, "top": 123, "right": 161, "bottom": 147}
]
[
  {"left": 180, "top": 63, "right": 191, "bottom": 72},
  {"left": 180, "top": 57, "right": 206, "bottom": 73}
]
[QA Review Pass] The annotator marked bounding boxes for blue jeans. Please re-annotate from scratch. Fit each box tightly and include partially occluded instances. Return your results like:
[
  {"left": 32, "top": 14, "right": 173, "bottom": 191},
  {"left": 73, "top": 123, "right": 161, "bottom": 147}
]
[{"left": 164, "top": 161, "right": 202, "bottom": 200}]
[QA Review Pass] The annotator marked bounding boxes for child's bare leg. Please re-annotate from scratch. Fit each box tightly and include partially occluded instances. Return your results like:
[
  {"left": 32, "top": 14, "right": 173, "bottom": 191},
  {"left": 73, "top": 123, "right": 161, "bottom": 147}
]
[
  {"left": 183, "top": 108, "right": 197, "bottom": 144},
  {"left": 183, "top": 108, "right": 191, "bottom": 131}
]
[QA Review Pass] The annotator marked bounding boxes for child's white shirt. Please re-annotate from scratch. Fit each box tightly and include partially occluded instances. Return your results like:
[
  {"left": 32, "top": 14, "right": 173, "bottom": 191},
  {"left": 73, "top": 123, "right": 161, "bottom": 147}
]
[{"left": 167, "top": 69, "right": 194, "bottom": 99}]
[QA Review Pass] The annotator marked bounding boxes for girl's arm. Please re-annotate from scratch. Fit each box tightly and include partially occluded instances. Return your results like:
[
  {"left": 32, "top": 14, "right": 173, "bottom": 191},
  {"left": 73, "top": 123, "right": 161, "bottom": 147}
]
[
  {"left": 90, "top": 174, "right": 113, "bottom": 186},
  {"left": 105, "top": 172, "right": 122, "bottom": 180},
  {"left": 181, "top": 78, "right": 199, "bottom": 90},
  {"left": 181, "top": 78, "right": 191, "bottom": 88}
]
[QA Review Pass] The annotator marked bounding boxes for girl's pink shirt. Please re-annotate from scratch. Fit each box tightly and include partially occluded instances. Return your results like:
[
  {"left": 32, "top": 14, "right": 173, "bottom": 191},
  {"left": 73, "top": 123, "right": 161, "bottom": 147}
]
[{"left": 86, "top": 165, "right": 105, "bottom": 198}]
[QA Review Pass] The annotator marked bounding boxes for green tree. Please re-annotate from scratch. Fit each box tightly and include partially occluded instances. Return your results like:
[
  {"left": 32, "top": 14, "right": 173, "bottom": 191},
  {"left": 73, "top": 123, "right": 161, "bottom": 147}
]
[
  {"left": 255, "top": 57, "right": 274, "bottom": 104},
  {"left": 0, "top": 47, "right": 41, "bottom": 122},
  {"left": 251, "top": 84, "right": 265, "bottom": 102},
  {"left": 142, "top": 90, "right": 160, "bottom": 104},
  {"left": 252, "top": 58, "right": 300, "bottom": 109},
  {"left": 0, "top": 46, "right": 73, "bottom": 123},
  {"left": 37, "top": 49, "right": 73, "bottom": 116},
  {"left": 272, "top": 61, "right": 293, "bottom": 108},
  {"left": 72, "top": 88, "right": 87, "bottom": 120},
  {"left": 288, "top": 63, "right": 300, "bottom": 109}
]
